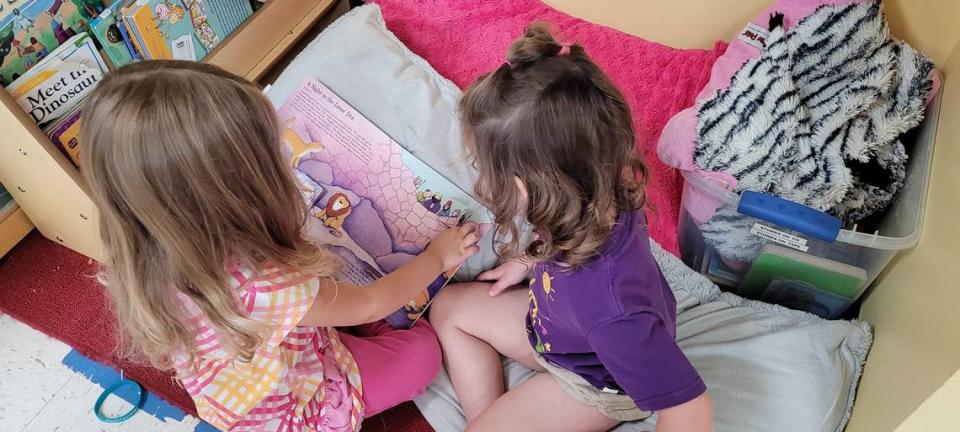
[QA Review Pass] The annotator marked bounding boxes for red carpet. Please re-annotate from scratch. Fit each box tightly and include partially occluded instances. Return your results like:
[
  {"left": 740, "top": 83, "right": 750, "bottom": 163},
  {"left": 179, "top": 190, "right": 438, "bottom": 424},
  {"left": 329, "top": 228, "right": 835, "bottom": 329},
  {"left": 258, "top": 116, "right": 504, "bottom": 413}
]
[{"left": 0, "top": 231, "right": 433, "bottom": 431}]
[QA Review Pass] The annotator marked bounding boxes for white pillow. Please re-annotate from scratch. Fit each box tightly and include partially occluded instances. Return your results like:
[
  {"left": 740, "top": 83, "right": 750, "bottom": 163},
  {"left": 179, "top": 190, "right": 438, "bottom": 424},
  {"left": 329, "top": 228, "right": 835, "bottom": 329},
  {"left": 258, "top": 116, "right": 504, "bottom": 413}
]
[{"left": 270, "top": 6, "right": 872, "bottom": 432}]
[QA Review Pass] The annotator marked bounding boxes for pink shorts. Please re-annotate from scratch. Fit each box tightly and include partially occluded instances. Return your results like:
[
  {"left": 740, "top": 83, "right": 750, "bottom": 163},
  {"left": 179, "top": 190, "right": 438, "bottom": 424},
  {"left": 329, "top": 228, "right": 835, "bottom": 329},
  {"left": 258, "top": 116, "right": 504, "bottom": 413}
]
[{"left": 337, "top": 320, "right": 442, "bottom": 417}]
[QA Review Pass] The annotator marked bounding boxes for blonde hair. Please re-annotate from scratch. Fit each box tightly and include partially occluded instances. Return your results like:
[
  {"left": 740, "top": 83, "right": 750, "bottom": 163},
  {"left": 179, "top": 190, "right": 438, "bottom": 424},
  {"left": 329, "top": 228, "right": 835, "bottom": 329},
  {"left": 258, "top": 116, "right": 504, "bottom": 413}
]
[
  {"left": 460, "top": 24, "right": 648, "bottom": 266},
  {"left": 80, "top": 60, "right": 338, "bottom": 369}
]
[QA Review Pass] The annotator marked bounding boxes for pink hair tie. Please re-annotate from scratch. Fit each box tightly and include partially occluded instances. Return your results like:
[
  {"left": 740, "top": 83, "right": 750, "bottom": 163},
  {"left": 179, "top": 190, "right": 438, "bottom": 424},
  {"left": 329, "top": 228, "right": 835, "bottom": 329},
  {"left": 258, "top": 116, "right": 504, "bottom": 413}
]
[
  {"left": 503, "top": 60, "right": 513, "bottom": 68},
  {"left": 558, "top": 44, "right": 571, "bottom": 56}
]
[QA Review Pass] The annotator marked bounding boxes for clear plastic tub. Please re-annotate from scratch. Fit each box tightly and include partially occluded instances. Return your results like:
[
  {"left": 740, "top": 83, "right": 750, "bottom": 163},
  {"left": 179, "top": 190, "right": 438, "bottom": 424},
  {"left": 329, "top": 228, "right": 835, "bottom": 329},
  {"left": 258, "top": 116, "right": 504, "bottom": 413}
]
[{"left": 677, "top": 95, "right": 942, "bottom": 319}]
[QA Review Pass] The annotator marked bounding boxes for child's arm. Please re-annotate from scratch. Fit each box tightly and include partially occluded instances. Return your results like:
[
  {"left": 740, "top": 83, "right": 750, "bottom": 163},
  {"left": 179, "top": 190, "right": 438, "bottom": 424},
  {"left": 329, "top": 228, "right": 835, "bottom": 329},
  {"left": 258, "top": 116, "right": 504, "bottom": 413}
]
[
  {"left": 656, "top": 392, "right": 712, "bottom": 432},
  {"left": 300, "top": 223, "right": 480, "bottom": 327}
]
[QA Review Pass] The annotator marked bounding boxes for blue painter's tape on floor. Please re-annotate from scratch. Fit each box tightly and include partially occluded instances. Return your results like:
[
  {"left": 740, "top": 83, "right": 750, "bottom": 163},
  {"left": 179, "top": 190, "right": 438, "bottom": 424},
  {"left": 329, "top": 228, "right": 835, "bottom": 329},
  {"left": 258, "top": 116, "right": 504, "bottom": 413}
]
[
  {"left": 194, "top": 421, "right": 221, "bottom": 432},
  {"left": 61, "top": 349, "right": 217, "bottom": 431},
  {"left": 61, "top": 350, "right": 185, "bottom": 422}
]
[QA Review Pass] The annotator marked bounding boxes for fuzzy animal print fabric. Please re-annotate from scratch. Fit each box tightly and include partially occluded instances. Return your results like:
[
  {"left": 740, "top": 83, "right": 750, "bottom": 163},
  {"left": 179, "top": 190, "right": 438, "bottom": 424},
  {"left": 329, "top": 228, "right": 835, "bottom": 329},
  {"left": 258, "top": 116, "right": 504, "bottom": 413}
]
[{"left": 694, "top": 1, "right": 934, "bottom": 260}]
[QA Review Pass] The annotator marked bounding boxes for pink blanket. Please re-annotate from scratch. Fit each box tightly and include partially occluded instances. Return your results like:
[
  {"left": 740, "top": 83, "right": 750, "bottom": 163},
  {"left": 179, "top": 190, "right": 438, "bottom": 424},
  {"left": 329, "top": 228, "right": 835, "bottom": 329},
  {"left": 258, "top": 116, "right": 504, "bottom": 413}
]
[{"left": 370, "top": 0, "right": 725, "bottom": 254}]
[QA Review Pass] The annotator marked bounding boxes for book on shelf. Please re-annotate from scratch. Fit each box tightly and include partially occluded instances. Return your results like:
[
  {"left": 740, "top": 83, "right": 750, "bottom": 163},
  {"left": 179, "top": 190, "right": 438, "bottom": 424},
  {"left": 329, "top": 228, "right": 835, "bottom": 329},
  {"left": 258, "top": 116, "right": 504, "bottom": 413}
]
[
  {"left": 43, "top": 101, "right": 82, "bottom": 167},
  {"left": 89, "top": 2, "right": 135, "bottom": 67},
  {"left": 5, "top": 32, "right": 106, "bottom": 128},
  {"left": 0, "top": 0, "right": 103, "bottom": 86},
  {"left": 120, "top": 0, "right": 253, "bottom": 61},
  {"left": 274, "top": 78, "right": 493, "bottom": 329}
]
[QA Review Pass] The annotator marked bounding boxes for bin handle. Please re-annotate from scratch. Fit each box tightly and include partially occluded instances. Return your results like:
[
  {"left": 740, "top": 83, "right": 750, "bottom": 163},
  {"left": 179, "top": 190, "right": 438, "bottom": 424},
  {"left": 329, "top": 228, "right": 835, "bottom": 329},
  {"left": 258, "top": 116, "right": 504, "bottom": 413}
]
[{"left": 737, "top": 191, "right": 842, "bottom": 242}]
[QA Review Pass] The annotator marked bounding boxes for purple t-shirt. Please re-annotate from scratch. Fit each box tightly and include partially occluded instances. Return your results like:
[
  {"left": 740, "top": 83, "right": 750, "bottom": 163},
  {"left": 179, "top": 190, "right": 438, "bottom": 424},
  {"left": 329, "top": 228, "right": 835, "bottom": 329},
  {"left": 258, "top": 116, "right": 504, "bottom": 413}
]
[{"left": 526, "top": 210, "right": 706, "bottom": 411}]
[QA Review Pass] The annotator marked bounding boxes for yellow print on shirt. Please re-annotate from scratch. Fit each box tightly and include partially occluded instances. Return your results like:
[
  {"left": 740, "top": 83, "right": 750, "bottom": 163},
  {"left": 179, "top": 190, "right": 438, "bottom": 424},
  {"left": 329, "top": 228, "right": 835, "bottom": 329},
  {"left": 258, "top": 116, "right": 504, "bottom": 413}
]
[
  {"left": 529, "top": 273, "right": 556, "bottom": 353},
  {"left": 528, "top": 288, "right": 540, "bottom": 323},
  {"left": 528, "top": 289, "right": 550, "bottom": 352},
  {"left": 541, "top": 271, "right": 555, "bottom": 300}
]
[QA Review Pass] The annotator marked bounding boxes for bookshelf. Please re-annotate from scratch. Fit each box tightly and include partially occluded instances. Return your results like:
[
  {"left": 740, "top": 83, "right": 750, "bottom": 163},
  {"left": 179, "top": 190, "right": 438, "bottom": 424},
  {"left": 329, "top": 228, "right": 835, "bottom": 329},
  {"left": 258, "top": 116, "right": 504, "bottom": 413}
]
[
  {"left": 0, "top": 0, "right": 348, "bottom": 260},
  {"left": 0, "top": 205, "right": 32, "bottom": 257}
]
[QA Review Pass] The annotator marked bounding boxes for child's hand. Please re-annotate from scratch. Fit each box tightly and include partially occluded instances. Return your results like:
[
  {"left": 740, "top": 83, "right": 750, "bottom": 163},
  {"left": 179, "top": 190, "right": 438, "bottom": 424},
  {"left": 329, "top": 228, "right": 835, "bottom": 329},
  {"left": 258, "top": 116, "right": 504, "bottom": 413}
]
[
  {"left": 426, "top": 223, "right": 481, "bottom": 270},
  {"left": 477, "top": 259, "right": 531, "bottom": 296}
]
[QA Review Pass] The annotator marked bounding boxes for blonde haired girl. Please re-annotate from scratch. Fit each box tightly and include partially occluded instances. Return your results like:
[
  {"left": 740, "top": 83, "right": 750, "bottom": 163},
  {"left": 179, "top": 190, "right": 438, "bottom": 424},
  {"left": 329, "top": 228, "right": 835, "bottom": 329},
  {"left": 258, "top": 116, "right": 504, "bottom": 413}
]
[{"left": 81, "top": 60, "right": 479, "bottom": 431}]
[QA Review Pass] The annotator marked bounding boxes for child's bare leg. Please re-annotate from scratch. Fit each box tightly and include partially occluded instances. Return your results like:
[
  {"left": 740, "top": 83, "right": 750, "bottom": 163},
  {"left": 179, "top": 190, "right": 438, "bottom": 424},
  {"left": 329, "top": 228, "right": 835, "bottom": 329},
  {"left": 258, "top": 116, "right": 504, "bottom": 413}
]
[
  {"left": 430, "top": 282, "right": 541, "bottom": 421},
  {"left": 467, "top": 373, "right": 619, "bottom": 432}
]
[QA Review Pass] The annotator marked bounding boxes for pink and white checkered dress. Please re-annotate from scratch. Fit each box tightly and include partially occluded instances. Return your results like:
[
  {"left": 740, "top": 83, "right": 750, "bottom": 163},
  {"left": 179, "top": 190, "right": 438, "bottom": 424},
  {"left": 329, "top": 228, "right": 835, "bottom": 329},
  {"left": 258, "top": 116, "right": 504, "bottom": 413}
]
[{"left": 173, "top": 263, "right": 364, "bottom": 431}]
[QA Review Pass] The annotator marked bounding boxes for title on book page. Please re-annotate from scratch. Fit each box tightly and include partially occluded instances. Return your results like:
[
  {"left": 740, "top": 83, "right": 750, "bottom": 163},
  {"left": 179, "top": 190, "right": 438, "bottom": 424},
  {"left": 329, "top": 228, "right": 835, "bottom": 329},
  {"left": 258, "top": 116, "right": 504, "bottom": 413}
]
[
  {"left": 311, "top": 81, "right": 356, "bottom": 121},
  {"left": 14, "top": 67, "right": 102, "bottom": 126}
]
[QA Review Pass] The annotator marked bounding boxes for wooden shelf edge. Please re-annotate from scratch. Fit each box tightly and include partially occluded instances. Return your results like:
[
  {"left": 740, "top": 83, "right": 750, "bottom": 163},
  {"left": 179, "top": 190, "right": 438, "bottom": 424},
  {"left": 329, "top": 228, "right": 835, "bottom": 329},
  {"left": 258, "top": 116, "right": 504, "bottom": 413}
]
[
  {"left": 205, "top": 0, "right": 339, "bottom": 81},
  {"left": 0, "top": 91, "right": 88, "bottom": 191},
  {"left": 0, "top": 206, "right": 34, "bottom": 258},
  {"left": 0, "top": 201, "right": 18, "bottom": 221}
]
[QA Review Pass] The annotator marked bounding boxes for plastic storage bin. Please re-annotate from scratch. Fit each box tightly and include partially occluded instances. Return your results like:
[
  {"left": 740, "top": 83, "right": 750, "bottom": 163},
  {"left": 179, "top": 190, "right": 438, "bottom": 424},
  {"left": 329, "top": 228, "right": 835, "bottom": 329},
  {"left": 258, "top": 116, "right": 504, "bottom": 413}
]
[{"left": 677, "top": 96, "right": 941, "bottom": 319}]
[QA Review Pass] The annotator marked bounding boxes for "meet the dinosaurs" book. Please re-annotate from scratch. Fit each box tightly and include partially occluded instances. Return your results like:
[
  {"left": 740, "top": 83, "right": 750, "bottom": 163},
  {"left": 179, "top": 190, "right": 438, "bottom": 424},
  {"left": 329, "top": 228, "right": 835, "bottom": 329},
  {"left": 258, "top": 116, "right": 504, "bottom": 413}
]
[
  {"left": 5, "top": 32, "right": 106, "bottom": 128},
  {"left": 275, "top": 78, "right": 493, "bottom": 329}
]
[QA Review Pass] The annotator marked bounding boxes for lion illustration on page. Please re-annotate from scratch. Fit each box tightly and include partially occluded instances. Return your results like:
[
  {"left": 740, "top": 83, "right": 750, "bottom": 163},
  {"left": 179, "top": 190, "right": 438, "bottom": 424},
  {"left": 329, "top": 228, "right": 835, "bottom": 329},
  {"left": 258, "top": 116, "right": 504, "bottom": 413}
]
[{"left": 313, "top": 192, "right": 352, "bottom": 237}]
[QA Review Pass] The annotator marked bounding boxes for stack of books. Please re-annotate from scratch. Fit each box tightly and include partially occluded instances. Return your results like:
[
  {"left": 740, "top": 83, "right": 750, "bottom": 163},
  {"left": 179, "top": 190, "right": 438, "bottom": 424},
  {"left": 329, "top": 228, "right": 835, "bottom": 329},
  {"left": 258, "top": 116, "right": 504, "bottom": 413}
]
[
  {"left": 0, "top": 0, "right": 255, "bottom": 167},
  {"left": 102, "top": 0, "right": 253, "bottom": 66}
]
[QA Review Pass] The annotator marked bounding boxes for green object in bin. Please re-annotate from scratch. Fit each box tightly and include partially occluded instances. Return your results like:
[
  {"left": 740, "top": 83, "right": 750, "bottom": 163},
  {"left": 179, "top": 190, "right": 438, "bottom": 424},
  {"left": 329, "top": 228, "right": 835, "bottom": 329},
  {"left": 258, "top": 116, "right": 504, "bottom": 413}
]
[{"left": 740, "top": 244, "right": 868, "bottom": 299}]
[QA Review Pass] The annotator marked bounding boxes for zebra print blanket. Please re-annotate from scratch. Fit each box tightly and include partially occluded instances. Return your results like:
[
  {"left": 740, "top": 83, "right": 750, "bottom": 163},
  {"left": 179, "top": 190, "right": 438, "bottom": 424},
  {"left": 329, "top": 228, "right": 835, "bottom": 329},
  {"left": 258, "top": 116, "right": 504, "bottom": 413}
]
[{"left": 694, "top": 0, "right": 933, "bottom": 261}]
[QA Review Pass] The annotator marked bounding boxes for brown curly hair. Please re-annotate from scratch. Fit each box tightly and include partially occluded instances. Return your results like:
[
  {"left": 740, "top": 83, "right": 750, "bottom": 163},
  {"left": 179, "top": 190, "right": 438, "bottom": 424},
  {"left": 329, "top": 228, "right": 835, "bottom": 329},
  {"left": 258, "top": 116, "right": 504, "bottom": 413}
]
[{"left": 460, "top": 24, "right": 649, "bottom": 266}]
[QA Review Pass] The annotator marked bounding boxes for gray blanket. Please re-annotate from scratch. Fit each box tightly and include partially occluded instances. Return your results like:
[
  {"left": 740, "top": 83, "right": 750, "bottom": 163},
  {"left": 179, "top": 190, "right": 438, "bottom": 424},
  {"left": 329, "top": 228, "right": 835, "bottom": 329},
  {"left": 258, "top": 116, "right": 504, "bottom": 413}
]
[{"left": 415, "top": 241, "right": 872, "bottom": 432}]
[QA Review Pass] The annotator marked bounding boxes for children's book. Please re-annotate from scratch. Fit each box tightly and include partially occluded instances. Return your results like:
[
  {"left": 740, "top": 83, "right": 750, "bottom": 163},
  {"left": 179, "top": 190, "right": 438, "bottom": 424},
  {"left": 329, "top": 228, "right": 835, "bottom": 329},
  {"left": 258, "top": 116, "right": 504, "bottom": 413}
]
[
  {"left": 114, "top": 11, "right": 141, "bottom": 61},
  {"left": 5, "top": 32, "right": 106, "bottom": 128},
  {"left": 43, "top": 102, "right": 81, "bottom": 166},
  {"left": 0, "top": 0, "right": 102, "bottom": 86},
  {"left": 121, "top": 0, "right": 173, "bottom": 59},
  {"left": 122, "top": 0, "right": 252, "bottom": 61},
  {"left": 119, "top": 0, "right": 147, "bottom": 58},
  {"left": 276, "top": 78, "right": 493, "bottom": 329},
  {"left": 740, "top": 244, "right": 868, "bottom": 299},
  {"left": 109, "top": 0, "right": 142, "bottom": 61},
  {"left": 90, "top": 3, "right": 134, "bottom": 67}
]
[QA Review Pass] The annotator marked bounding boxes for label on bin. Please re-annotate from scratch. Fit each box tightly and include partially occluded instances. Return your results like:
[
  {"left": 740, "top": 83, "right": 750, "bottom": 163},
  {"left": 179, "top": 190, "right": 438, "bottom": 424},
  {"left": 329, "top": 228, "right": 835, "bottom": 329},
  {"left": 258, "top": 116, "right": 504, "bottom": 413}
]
[{"left": 751, "top": 223, "right": 809, "bottom": 252}]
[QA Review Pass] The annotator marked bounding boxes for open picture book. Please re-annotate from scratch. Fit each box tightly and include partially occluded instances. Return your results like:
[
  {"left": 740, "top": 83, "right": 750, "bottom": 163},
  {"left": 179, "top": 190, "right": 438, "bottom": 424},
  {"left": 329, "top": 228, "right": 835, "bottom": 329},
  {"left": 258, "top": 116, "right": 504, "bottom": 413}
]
[{"left": 274, "top": 78, "right": 492, "bottom": 329}]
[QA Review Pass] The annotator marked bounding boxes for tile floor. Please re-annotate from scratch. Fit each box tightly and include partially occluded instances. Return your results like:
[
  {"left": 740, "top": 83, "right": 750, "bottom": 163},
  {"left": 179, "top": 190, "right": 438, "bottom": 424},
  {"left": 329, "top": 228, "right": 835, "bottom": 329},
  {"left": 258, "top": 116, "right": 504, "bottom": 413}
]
[{"left": 0, "top": 313, "right": 207, "bottom": 431}]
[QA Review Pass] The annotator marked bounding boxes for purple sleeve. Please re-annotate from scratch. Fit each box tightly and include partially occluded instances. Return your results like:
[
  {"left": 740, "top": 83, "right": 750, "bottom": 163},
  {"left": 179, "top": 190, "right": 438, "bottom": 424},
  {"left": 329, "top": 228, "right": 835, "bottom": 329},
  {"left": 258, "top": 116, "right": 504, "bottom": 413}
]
[{"left": 587, "top": 313, "right": 706, "bottom": 411}]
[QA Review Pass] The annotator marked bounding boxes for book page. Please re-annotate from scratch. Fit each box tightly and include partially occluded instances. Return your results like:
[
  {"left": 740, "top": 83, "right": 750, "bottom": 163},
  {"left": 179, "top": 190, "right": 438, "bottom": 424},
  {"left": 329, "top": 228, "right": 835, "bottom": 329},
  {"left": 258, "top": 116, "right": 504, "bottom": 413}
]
[{"left": 276, "top": 78, "right": 492, "bottom": 328}]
